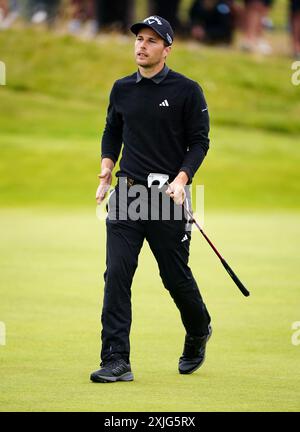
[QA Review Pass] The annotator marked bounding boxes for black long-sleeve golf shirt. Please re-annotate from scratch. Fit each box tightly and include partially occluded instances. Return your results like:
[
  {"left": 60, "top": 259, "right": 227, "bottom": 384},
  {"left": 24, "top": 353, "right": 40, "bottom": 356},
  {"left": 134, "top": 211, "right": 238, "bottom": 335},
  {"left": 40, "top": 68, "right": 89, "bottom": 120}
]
[{"left": 101, "top": 65, "right": 210, "bottom": 183}]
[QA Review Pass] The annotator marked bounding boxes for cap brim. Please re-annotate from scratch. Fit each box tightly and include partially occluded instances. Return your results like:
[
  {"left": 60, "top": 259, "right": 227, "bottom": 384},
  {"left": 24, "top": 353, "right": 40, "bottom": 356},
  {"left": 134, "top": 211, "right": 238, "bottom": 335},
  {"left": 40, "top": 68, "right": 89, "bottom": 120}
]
[{"left": 130, "top": 22, "right": 169, "bottom": 44}]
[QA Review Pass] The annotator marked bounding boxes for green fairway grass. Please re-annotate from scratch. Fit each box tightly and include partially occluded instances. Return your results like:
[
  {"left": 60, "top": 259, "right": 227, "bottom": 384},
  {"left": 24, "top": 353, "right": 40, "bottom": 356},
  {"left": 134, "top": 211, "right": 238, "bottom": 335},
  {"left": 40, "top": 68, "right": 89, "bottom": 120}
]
[
  {"left": 0, "top": 210, "right": 299, "bottom": 411},
  {"left": 0, "top": 27, "right": 299, "bottom": 411}
]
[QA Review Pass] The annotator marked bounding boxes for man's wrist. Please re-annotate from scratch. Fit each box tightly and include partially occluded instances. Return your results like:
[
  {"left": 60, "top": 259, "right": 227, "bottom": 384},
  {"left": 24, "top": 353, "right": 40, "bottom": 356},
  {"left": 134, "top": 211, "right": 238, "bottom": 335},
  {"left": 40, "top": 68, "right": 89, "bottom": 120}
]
[
  {"left": 175, "top": 171, "right": 189, "bottom": 186},
  {"left": 101, "top": 157, "right": 115, "bottom": 172}
]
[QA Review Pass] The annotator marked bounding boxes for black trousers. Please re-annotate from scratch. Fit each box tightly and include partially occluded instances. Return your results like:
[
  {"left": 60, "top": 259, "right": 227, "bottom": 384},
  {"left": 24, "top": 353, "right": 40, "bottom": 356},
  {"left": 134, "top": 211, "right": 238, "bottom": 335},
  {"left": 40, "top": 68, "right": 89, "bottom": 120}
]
[{"left": 100, "top": 181, "right": 211, "bottom": 364}]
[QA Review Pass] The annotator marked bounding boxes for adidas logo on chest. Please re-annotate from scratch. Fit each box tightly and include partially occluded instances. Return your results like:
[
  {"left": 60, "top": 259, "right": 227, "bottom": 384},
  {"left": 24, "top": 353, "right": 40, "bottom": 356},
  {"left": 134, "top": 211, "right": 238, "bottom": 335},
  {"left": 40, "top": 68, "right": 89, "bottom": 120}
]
[{"left": 159, "top": 99, "right": 169, "bottom": 107}]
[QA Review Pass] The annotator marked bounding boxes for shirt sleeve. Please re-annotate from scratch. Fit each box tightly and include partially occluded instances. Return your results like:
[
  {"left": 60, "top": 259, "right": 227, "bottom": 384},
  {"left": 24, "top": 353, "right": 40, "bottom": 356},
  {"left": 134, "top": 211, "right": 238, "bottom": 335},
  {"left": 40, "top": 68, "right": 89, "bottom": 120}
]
[
  {"left": 179, "top": 82, "right": 210, "bottom": 183},
  {"left": 101, "top": 82, "right": 123, "bottom": 164}
]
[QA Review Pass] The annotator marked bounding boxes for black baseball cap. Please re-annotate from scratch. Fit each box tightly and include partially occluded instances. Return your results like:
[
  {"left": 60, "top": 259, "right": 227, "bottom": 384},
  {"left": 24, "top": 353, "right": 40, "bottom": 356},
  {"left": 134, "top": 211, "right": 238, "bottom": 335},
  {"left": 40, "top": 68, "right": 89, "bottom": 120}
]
[{"left": 130, "top": 16, "right": 174, "bottom": 46}]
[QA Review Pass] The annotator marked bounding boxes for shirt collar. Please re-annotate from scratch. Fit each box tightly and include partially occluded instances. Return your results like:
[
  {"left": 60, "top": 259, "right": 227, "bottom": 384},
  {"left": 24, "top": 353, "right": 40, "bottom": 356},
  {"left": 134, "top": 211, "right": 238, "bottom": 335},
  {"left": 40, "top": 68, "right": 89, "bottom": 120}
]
[{"left": 136, "top": 65, "right": 170, "bottom": 84}]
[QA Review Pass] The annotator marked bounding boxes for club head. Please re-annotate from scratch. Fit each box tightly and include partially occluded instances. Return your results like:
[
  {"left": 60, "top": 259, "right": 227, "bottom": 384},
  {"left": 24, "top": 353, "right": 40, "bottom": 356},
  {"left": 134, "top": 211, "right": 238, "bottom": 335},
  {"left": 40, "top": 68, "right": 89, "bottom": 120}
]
[{"left": 147, "top": 173, "right": 169, "bottom": 189}]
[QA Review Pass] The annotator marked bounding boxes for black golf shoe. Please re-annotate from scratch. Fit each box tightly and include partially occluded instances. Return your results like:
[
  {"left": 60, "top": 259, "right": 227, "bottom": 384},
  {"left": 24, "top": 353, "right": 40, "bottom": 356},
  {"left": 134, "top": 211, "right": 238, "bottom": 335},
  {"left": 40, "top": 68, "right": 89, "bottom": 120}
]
[
  {"left": 178, "top": 325, "right": 212, "bottom": 375},
  {"left": 90, "top": 359, "right": 134, "bottom": 383}
]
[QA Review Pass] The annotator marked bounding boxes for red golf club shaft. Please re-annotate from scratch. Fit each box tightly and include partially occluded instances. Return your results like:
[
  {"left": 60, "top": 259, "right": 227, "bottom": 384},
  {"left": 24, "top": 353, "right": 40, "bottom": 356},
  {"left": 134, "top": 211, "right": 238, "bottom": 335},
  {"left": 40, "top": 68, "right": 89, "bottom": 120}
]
[{"left": 183, "top": 204, "right": 250, "bottom": 297}]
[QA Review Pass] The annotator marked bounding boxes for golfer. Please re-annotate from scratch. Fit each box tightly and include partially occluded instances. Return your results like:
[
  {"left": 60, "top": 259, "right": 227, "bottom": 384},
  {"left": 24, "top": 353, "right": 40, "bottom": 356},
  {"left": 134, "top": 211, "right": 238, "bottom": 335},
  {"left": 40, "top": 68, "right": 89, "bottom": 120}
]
[{"left": 91, "top": 15, "right": 212, "bottom": 383}]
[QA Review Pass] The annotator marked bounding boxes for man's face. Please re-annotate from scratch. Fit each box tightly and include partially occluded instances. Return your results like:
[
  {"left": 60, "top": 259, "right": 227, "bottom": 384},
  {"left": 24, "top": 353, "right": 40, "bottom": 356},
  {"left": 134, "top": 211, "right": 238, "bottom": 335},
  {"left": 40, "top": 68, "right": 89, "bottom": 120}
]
[{"left": 134, "top": 27, "right": 171, "bottom": 68}]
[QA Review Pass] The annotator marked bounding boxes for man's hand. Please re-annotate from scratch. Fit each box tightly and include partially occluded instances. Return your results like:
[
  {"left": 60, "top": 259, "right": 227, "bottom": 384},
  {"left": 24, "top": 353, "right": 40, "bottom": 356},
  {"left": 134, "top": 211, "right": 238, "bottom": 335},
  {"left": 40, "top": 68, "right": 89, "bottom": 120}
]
[
  {"left": 96, "top": 167, "right": 112, "bottom": 204},
  {"left": 165, "top": 172, "right": 189, "bottom": 205}
]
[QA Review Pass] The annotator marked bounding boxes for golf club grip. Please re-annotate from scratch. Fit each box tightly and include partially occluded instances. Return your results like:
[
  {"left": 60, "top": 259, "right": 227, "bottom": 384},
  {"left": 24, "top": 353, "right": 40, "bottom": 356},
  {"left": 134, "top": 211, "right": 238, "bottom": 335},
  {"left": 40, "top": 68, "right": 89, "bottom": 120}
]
[{"left": 221, "top": 258, "right": 250, "bottom": 297}]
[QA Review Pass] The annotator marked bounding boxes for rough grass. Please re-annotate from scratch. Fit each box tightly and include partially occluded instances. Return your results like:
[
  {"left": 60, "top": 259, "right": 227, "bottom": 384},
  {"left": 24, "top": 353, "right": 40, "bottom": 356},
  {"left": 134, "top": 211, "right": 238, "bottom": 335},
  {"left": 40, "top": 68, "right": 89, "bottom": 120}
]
[{"left": 0, "top": 29, "right": 299, "bottom": 210}]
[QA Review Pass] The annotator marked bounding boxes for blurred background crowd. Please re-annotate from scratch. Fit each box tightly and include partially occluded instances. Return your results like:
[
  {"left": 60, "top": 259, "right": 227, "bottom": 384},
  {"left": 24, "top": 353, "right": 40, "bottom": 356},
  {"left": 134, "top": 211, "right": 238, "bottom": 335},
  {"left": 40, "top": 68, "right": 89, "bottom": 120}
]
[{"left": 0, "top": 0, "right": 299, "bottom": 57}]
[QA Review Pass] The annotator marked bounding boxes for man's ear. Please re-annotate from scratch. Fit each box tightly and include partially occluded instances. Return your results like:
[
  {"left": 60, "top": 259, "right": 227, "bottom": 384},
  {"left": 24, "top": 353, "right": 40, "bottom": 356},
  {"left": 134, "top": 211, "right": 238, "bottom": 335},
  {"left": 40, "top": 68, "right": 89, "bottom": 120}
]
[{"left": 164, "top": 45, "right": 172, "bottom": 59}]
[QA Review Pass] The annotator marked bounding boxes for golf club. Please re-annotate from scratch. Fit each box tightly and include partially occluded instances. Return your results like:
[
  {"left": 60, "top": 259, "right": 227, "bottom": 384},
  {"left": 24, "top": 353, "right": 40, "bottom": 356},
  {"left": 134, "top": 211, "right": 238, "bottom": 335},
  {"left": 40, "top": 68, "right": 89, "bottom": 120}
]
[{"left": 148, "top": 173, "right": 250, "bottom": 297}]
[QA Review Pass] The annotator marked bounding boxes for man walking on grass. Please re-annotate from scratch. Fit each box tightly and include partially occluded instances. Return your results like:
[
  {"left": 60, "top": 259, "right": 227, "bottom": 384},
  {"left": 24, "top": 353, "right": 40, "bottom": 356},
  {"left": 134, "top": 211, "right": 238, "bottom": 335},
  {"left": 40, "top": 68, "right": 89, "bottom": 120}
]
[{"left": 91, "top": 15, "right": 212, "bottom": 383}]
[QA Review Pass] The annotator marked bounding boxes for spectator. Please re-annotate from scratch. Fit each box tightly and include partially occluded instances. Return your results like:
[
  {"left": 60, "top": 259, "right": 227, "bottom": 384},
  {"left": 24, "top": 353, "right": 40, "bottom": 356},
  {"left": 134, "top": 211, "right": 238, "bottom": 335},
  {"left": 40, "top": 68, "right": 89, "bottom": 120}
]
[
  {"left": 95, "top": 0, "right": 135, "bottom": 33},
  {"left": 22, "top": 0, "right": 61, "bottom": 26},
  {"left": 241, "top": 0, "right": 273, "bottom": 54},
  {"left": 290, "top": 0, "right": 300, "bottom": 58},
  {"left": 68, "top": 0, "right": 97, "bottom": 35},
  {"left": 0, "top": 0, "right": 8, "bottom": 20},
  {"left": 189, "top": 0, "right": 235, "bottom": 44},
  {"left": 0, "top": 0, "right": 20, "bottom": 29},
  {"left": 148, "top": 0, "right": 182, "bottom": 33}
]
